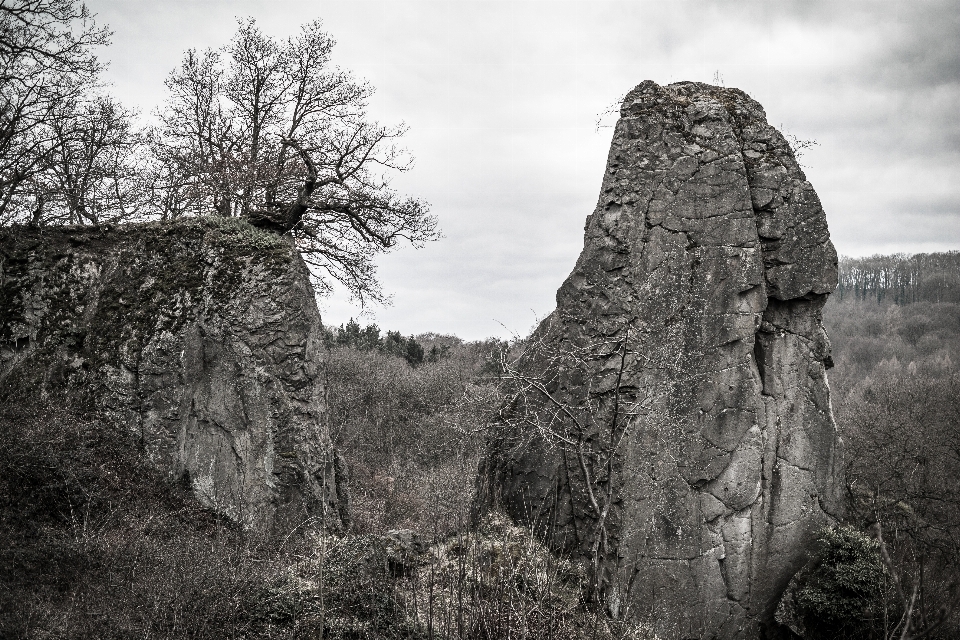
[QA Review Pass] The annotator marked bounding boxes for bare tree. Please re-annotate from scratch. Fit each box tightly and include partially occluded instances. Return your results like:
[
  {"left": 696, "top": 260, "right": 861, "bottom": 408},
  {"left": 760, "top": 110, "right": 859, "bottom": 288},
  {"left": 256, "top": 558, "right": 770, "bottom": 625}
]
[
  {"left": 152, "top": 47, "right": 237, "bottom": 219},
  {"left": 0, "top": 0, "right": 107, "bottom": 75},
  {"left": 486, "top": 324, "right": 653, "bottom": 611},
  {"left": 153, "top": 18, "right": 437, "bottom": 304},
  {"left": 842, "top": 362, "right": 960, "bottom": 637},
  {"left": 0, "top": 0, "right": 111, "bottom": 222},
  {"left": 43, "top": 94, "right": 144, "bottom": 224}
]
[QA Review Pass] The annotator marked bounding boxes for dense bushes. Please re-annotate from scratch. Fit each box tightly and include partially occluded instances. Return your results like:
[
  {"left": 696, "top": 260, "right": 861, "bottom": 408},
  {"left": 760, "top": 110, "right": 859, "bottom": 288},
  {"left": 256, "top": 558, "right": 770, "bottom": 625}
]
[
  {"left": 0, "top": 404, "right": 299, "bottom": 639},
  {"left": 780, "top": 526, "right": 890, "bottom": 640},
  {"left": 0, "top": 397, "right": 655, "bottom": 639}
]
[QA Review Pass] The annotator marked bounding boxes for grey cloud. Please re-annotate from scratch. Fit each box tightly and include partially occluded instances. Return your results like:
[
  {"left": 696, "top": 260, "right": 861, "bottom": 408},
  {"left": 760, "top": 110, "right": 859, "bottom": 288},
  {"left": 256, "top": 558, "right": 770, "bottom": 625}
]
[{"left": 869, "top": 0, "right": 960, "bottom": 89}]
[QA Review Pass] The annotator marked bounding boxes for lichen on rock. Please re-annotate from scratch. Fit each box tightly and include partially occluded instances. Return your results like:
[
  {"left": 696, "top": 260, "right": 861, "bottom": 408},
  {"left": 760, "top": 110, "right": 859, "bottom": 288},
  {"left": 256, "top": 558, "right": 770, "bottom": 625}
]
[
  {"left": 0, "top": 217, "right": 348, "bottom": 534},
  {"left": 478, "top": 80, "right": 843, "bottom": 639}
]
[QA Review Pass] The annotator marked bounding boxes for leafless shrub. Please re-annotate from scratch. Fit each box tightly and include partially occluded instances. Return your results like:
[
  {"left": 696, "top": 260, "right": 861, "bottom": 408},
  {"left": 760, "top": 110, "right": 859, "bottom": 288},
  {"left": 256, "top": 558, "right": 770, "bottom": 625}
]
[
  {"left": 325, "top": 342, "right": 502, "bottom": 536},
  {"left": 0, "top": 402, "right": 316, "bottom": 639},
  {"left": 280, "top": 512, "right": 659, "bottom": 640}
]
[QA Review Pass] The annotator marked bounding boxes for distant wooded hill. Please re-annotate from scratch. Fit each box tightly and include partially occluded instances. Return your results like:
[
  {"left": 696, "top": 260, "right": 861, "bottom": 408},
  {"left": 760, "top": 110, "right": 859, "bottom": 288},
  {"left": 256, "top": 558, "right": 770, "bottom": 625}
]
[
  {"left": 825, "top": 252, "right": 960, "bottom": 393},
  {"left": 837, "top": 251, "right": 960, "bottom": 304}
]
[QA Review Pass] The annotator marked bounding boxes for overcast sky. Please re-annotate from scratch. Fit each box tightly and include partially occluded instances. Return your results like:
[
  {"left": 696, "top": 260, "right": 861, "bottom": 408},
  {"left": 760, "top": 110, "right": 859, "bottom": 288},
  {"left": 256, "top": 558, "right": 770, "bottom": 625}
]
[{"left": 85, "top": 0, "right": 960, "bottom": 340}]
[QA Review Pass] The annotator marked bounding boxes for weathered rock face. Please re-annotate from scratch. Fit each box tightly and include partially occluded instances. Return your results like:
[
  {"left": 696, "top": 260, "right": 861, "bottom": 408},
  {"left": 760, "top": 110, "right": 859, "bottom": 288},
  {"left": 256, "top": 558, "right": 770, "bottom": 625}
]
[
  {"left": 479, "top": 81, "right": 843, "bottom": 638},
  {"left": 0, "top": 218, "right": 348, "bottom": 533}
]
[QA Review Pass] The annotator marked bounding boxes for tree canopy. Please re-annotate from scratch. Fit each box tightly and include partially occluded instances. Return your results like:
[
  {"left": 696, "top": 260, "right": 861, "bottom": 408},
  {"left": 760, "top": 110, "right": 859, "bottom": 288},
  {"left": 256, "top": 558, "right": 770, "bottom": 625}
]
[
  {"left": 0, "top": 3, "right": 437, "bottom": 305},
  {"left": 0, "top": 0, "right": 119, "bottom": 223},
  {"left": 152, "top": 18, "right": 437, "bottom": 304}
]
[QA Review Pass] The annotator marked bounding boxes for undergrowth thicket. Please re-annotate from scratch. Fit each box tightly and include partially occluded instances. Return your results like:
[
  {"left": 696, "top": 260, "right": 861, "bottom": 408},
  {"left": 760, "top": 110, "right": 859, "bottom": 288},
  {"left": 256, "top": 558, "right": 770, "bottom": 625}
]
[
  {"left": 4, "top": 294, "right": 960, "bottom": 639},
  {"left": 821, "top": 297, "right": 960, "bottom": 639},
  {"left": 0, "top": 332, "right": 655, "bottom": 639}
]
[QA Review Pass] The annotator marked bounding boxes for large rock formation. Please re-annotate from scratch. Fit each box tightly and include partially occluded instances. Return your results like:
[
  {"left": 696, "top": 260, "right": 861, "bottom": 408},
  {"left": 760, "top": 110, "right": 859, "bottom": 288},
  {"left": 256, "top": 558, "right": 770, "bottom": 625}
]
[
  {"left": 479, "top": 81, "right": 843, "bottom": 638},
  {"left": 0, "top": 218, "right": 348, "bottom": 533}
]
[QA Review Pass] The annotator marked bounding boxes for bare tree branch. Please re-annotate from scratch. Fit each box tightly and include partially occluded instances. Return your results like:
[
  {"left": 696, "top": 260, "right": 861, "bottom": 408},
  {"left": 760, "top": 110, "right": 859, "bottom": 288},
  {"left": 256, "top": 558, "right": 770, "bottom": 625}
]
[{"left": 151, "top": 17, "right": 437, "bottom": 305}]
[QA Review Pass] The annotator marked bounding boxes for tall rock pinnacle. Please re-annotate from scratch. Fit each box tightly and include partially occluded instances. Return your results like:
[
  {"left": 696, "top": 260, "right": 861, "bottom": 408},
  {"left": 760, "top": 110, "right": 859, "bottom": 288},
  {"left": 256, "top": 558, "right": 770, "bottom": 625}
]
[{"left": 479, "top": 81, "right": 843, "bottom": 639}]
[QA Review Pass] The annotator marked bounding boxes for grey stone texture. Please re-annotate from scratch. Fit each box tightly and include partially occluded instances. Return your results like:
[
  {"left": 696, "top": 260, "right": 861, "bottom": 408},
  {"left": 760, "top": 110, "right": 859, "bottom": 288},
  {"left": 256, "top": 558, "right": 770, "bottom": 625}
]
[
  {"left": 479, "top": 81, "right": 843, "bottom": 638},
  {"left": 0, "top": 218, "right": 348, "bottom": 534}
]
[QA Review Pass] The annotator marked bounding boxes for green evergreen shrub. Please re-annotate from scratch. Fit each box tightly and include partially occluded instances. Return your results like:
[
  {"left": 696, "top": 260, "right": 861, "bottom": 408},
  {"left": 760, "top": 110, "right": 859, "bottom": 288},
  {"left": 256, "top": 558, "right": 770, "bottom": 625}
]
[{"left": 787, "top": 526, "right": 892, "bottom": 640}]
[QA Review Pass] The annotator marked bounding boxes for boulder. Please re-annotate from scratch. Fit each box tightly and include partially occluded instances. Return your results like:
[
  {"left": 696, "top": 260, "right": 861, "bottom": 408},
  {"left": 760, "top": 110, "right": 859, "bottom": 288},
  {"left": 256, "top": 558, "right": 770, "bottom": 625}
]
[
  {"left": 478, "top": 81, "right": 843, "bottom": 638},
  {"left": 0, "top": 218, "right": 348, "bottom": 533}
]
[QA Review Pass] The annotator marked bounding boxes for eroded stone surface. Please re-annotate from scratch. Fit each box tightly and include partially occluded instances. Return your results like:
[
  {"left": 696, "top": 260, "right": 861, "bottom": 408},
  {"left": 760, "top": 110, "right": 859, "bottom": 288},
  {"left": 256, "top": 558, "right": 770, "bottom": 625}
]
[
  {"left": 479, "top": 81, "right": 843, "bottom": 638},
  {"left": 0, "top": 219, "right": 348, "bottom": 534}
]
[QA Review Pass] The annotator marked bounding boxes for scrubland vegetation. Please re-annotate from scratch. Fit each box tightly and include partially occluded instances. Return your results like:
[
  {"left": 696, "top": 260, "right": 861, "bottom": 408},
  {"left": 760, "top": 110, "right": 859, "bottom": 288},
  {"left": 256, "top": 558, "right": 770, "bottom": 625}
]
[
  {"left": 1, "top": 334, "right": 655, "bottom": 639},
  {"left": 5, "top": 268, "right": 960, "bottom": 639},
  {"left": 322, "top": 323, "right": 507, "bottom": 536}
]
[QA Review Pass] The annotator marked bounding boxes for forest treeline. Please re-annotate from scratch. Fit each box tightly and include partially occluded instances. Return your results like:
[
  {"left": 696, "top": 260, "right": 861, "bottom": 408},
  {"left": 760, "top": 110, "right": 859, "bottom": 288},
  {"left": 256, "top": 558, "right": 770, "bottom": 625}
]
[
  {"left": 320, "top": 318, "right": 505, "bottom": 369},
  {"left": 837, "top": 251, "right": 960, "bottom": 304}
]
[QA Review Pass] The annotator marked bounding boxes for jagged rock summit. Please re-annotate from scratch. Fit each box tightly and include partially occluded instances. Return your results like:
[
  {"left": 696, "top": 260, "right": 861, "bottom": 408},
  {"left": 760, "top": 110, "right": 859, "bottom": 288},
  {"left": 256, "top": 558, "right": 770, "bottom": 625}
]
[
  {"left": 0, "top": 218, "right": 348, "bottom": 533},
  {"left": 480, "top": 81, "right": 843, "bottom": 638}
]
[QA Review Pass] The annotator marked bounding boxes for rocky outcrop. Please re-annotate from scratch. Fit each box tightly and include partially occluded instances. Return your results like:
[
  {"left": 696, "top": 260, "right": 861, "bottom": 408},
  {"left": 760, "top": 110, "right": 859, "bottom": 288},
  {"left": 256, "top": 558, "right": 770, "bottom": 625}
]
[
  {"left": 0, "top": 218, "right": 348, "bottom": 533},
  {"left": 479, "top": 81, "right": 843, "bottom": 638}
]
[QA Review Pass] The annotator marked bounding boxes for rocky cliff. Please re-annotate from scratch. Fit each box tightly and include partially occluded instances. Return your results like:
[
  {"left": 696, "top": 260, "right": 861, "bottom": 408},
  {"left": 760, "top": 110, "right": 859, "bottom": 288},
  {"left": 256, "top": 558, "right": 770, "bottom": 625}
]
[
  {"left": 479, "top": 81, "right": 843, "bottom": 639},
  {"left": 0, "top": 218, "right": 348, "bottom": 533}
]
